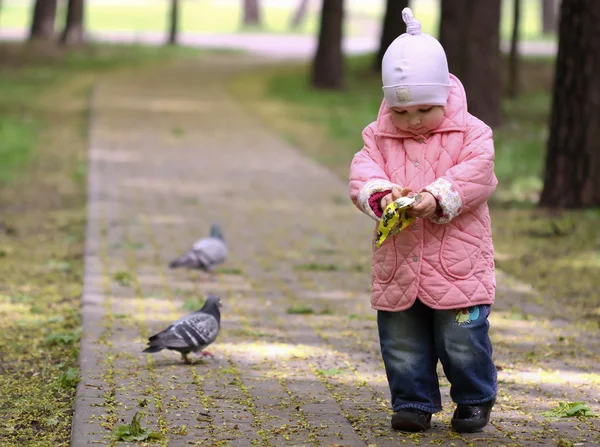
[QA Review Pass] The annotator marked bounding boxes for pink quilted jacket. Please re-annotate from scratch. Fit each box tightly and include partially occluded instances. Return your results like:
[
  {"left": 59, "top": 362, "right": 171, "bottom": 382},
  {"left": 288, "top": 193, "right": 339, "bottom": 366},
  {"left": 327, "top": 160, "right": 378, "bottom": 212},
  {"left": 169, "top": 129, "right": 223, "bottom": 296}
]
[{"left": 349, "top": 74, "right": 497, "bottom": 311}]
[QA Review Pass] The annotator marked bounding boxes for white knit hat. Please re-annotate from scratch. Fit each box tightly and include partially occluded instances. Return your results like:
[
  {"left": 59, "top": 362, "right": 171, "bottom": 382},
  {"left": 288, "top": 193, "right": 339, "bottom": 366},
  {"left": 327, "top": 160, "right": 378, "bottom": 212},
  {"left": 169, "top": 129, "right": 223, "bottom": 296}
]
[{"left": 382, "top": 8, "right": 451, "bottom": 108}]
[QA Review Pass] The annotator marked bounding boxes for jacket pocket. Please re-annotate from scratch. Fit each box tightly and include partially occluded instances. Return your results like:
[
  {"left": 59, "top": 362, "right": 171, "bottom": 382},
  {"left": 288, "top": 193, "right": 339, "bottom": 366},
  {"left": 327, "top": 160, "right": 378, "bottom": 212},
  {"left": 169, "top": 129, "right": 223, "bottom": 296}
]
[
  {"left": 439, "top": 216, "right": 483, "bottom": 280},
  {"left": 372, "top": 236, "right": 397, "bottom": 284}
]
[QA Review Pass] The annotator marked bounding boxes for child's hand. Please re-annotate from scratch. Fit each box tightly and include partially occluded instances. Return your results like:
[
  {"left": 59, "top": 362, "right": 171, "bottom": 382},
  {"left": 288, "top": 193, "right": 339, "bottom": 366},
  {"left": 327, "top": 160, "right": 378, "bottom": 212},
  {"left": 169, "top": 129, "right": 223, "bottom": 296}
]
[
  {"left": 380, "top": 187, "right": 412, "bottom": 210},
  {"left": 380, "top": 193, "right": 393, "bottom": 210},
  {"left": 408, "top": 192, "right": 438, "bottom": 219}
]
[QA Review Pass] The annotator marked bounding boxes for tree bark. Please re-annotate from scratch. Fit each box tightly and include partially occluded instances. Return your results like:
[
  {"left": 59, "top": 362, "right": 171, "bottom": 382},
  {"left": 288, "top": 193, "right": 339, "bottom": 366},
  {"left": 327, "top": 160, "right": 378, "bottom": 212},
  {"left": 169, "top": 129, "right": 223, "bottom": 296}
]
[
  {"left": 373, "top": 0, "right": 409, "bottom": 71},
  {"left": 60, "top": 0, "right": 85, "bottom": 46},
  {"left": 242, "top": 0, "right": 261, "bottom": 26},
  {"left": 311, "top": 0, "right": 344, "bottom": 90},
  {"left": 168, "top": 0, "right": 179, "bottom": 45},
  {"left": 30, "top": 0, "right": 58, "bottom": 41},
  {"left": 507, "top": 0, "right": 521, "bottom": 97},
  {"left": 539, "top": 0, "right": 600, "bottom": 208},
  {"left": 290, "top": 0, "right": 310, "bottom": 29},
  {"left": 439, "top": 0, "right": 502, "bottom": 127},
  {"left": 542, "top": 0, "right": 557, "bottom": 34}
]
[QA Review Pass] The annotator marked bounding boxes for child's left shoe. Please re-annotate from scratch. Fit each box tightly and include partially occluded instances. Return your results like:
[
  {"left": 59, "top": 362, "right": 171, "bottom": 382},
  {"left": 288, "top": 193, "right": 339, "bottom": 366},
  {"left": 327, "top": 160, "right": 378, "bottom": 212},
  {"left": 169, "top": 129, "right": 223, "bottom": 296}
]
[{"left": 451, "top": 398, "right": 495, "bottom": 433}]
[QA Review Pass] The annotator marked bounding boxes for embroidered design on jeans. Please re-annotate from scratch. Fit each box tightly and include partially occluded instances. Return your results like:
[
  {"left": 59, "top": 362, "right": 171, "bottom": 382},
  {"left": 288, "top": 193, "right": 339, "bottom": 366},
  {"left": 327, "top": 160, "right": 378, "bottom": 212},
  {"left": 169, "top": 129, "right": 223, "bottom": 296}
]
[{"left": 455, "top": 306, "right": 480, "bottom": 325}]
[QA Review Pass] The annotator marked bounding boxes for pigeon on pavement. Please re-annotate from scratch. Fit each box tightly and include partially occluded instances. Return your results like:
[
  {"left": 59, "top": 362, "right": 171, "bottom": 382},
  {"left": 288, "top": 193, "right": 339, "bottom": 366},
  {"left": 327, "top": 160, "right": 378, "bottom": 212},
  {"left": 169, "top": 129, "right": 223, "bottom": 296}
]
[
  {"left": 143, "top": 295, "right": 222, "bottom": 363},
  {"left": 168, "top": 223, "right": 228, "bottom": 272}
]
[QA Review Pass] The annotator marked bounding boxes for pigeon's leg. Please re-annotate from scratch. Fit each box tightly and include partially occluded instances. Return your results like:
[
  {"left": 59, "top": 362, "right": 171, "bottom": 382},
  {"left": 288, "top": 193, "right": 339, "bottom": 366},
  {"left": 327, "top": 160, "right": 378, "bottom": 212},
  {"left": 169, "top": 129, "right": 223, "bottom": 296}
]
[
  {"left": 182, "top": 352, "right": 192, "bottom": 364},
  {"left": 199, "top": 351, "right": 215, "bottom": 358}
]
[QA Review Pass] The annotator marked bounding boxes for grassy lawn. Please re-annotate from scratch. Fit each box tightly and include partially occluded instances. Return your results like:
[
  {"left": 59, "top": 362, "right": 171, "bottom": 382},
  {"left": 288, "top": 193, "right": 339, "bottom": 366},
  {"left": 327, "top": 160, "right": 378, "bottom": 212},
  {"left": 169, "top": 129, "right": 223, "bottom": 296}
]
[
  {"left": 0, "top": 0, "right": 321, "bottom": 35},
  {"left": 0, "top": 42, "right": 199, "bottom": 446},
  {"left": 230, "top": 54, "right": 599, "bottom": 325}
]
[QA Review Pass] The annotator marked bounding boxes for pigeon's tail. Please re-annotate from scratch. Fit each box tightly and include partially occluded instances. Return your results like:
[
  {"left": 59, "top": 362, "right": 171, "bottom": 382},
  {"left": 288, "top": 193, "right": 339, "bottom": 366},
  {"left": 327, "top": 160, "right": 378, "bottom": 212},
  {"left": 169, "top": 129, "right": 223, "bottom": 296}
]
[
  {"left": 143, "top": 345, "right": 164, "bottom": 353},
  {"left": 169, "top": 252, "right": 200, "bottom": 269}
]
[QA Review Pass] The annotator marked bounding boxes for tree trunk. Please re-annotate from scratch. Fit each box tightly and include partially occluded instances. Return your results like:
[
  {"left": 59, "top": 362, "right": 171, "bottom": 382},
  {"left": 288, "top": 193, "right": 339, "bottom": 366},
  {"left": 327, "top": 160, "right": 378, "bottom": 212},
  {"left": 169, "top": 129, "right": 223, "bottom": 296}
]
[
  {"left": 290, "top": 0, "right": 310, "bottom": 29},
  {"left": 311, "top": 0, "right": 344, "bottom": 90},
  {"left": 507, "top": 0, "right": 521, "bottom": 97},
  {"left": 29, "top": 0, "right": 58, "bottom": 40},
  {"left": 60, "top": 0, "right": 85, "bottom": 46},
  {"left": 242, "top": 0, "right": 261, "bottom": 26},
  {"left": 373, "top": 0, "right": 409, "bottom": 71},
  {"left": 168, "top": 0, "right": 179, "bottom": 45},
  {"left": 539, "top": 0, "right": 600, "bottom": 208},
  {"left": 542, "top": 0, "right": 557, "bottom": 34},
  {"left": 439, "top": 0, "right": 502, "bottom": 128}
]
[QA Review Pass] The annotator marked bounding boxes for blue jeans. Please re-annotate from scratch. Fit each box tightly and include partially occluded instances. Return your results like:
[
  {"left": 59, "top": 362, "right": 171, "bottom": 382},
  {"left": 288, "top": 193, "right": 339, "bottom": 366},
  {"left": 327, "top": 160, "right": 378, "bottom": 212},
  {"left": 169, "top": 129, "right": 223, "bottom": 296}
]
[{"left": 377, "top": 299, "right": 497, "bottom": 413}]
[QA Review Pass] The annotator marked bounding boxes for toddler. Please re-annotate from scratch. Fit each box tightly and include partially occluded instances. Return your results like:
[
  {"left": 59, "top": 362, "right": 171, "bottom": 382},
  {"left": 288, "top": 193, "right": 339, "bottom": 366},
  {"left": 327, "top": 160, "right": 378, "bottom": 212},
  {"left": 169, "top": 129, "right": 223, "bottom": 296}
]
[{"left": 349, "top": 8, "right": 498, "bottom": 433}]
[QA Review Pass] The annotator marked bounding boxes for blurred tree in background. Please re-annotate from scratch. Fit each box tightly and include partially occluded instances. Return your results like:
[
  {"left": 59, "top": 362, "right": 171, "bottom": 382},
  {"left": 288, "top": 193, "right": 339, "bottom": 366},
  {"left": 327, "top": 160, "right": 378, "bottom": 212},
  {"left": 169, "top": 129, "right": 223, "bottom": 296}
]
[
  {"left": 168, "top": 0, "right": 179, "bottom": 45},
  {"left": 542, "top": 0, "right": 558, "bottom": 34},
  {"left": 540, "top": 0, "right": 600, "bottom": 208},
  {"left": 311, "top": 0, "right": 344, "bottom": 90},
  {"left": 508, "top": 0, "right": 521, "bottom": 98},
  {"left": 439, "top": 0, "right": 502, "bottom": 128},
  {"left": 61, "top": 0, "right": 85, "bottom": 46},
  {"left": 289, "top": 0, "right": 310, "bottom": 30},
  {"left": 30, "top": 0, "right": 57, "bottom": 40},
  {"left": 242, "top": 0, "right": 262, "bottom": 27},
  {"left": 373, "top": 0, "right": 408, "bottom": 72}
]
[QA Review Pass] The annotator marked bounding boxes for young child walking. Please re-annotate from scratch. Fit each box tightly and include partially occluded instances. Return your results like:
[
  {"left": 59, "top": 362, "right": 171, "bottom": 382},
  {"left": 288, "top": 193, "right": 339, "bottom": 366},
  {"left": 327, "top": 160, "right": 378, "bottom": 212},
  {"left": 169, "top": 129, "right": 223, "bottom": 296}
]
[{"left": 349, "top": 8, "right": 498, "bottom": 433}]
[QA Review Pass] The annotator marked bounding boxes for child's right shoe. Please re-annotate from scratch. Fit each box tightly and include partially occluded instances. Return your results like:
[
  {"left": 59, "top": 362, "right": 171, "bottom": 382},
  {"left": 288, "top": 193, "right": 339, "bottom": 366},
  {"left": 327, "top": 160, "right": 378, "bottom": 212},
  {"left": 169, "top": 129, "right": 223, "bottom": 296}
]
[{"left": 391, "top": 408, "right": 432, "bottom": 432}]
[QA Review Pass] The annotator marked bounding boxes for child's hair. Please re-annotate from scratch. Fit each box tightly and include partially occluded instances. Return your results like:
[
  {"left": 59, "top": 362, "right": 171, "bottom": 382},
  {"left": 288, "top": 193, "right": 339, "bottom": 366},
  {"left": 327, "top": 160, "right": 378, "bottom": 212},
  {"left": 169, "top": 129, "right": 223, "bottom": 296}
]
[{"left": 382, "top": 8, "right": 451, "bottom": 109}]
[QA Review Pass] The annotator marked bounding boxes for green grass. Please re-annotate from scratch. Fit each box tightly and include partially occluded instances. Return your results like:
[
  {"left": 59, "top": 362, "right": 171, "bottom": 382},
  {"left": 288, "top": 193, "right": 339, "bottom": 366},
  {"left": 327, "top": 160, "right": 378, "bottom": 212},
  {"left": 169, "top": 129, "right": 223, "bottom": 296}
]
[
  {"left": 0, "top": 43, "right": 200, "bottom": 184},
  {"left": 0, "top": 1, "right": 320, "bottom": 35},
  {"left": 0, "top": 117, "right": 37, "bottom": 183},
  {"left": 230, "top": 54, "right": 600, "bottom": 324},
  {"left": 0, "top": 42, "right": 197, "bottom": 446}
]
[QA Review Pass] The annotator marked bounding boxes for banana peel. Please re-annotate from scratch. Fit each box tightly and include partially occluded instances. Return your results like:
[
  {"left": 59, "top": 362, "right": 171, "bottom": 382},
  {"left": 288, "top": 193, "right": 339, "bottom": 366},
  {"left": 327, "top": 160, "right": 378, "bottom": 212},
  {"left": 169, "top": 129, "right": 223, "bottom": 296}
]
[{"left": 375, "top": 195, "right": 419, "bottom": 247}]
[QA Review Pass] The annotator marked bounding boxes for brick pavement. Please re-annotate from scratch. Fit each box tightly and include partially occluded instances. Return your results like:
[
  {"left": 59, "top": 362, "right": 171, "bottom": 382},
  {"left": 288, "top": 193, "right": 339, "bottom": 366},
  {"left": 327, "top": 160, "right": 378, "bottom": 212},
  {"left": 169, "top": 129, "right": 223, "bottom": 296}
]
[{"left": 70, "top": 54, "right": 599, "bottom": 447}]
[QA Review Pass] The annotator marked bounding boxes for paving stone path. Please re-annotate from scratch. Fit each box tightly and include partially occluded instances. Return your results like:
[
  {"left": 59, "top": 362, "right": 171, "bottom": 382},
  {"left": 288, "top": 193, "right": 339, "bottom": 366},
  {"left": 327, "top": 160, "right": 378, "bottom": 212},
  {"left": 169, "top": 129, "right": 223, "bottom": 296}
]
[{"left": 71, "top": 54, "right": 599, "bottom": 447}]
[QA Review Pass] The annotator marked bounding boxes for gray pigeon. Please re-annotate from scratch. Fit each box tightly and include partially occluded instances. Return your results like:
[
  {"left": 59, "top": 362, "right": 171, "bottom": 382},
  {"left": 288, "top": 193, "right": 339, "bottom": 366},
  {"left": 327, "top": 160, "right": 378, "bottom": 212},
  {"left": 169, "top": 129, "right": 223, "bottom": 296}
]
[
  {"left": 169, "top": 223, "right": 228, "bottom": 271},
  {"left": 143, "top": 295, "right": 222, "bottom": 363}
]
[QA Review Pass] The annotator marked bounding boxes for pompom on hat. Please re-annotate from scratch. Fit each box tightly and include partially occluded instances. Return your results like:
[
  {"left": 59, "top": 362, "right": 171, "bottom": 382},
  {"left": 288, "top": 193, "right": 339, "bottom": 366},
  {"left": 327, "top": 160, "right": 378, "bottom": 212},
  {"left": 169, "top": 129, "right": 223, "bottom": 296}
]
[{"left": 382, "top": 8, "right": 451, "bottom": 108}]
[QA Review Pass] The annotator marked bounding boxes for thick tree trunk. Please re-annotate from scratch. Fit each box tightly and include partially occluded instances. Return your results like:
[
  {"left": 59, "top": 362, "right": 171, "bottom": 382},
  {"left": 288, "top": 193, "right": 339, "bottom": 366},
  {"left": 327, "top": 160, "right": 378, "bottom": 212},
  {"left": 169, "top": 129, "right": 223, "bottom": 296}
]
[
  {"left": 168, "top": 0, "right": 179, "bottom": 45},
  {"left": 290, "top": 0, "right": 310, "bottom": 29},
  {"left": 60, "top": 0, "right": 85, "bottom": 46},
  {"left": 539, "top": 0, "right": 600, "bottom": 208},
  {"left": 439, "top": 0, "right": 502, "bottom": 127},
  {"left": 542, "top": 0, "right": 557, "bottom": 34},
  {"left": 242, "top": 0, "right": 261, "bottom": 26},
  {"left": 507, "top": 0, "right": 521, "bottom": 97},
  {"left": 373, "top": 0, "right": 409, "bottom": 72},
  {"left": 439, "top": 0, "right": 467, "bottom": 78},
  {"left": 30, "top": 0, "right": 58, "bottom": 41},
  {"left": 311, "top": 0, "right": 344, "bottom": 90}
]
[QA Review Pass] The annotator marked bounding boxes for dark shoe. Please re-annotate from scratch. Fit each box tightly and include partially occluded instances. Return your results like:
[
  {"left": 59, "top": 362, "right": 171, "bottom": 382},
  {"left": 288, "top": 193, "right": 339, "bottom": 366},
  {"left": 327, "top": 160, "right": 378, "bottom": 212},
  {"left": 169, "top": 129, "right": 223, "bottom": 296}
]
[
  {"left": 451, "top": 398, "right": 496, "bottom": 433},
  {"left": 391, "top": 408, "right": 432, "bottom": 432}
]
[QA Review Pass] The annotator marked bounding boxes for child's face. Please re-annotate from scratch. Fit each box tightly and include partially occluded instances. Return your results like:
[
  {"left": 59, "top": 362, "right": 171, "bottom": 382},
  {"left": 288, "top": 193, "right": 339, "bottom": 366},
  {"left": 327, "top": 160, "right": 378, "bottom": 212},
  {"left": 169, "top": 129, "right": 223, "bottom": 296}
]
[{"left": 390, "top": 105, "right": 444, "bottom": 135}]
